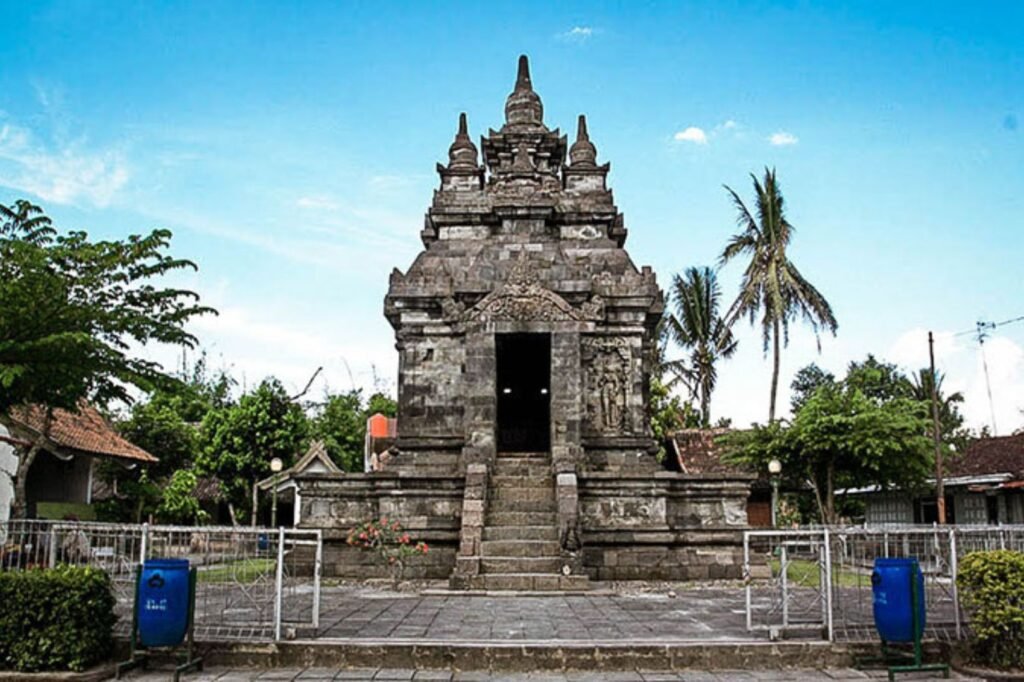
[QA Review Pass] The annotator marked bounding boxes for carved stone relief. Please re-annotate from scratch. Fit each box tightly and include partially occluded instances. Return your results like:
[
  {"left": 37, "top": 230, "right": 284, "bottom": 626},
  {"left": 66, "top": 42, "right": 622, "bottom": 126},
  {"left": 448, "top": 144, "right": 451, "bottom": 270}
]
[{"left": 582, "top": 337, "right": 635, "bottom": 434}]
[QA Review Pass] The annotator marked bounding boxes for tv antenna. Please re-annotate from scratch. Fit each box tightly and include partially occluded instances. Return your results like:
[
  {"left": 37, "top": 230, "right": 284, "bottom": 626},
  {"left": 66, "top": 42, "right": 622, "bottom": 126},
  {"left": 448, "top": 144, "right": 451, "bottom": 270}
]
[{"left": 954, "top": 314, "right": 1024, "bottom": 435}]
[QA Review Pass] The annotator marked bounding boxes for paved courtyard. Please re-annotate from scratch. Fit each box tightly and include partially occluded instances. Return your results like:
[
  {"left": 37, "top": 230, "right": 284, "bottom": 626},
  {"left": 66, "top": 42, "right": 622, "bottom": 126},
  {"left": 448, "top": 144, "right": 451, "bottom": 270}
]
[
  {"left": 314, "top": 587, "right": 754, "bottom": 642},
  {"left": 124, "top": 666, "right": 975, "bottom": 681}
]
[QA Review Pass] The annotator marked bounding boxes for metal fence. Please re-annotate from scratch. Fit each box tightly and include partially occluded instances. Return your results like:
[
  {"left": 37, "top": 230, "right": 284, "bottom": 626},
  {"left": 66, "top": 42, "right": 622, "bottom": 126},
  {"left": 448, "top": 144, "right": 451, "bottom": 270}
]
[
  {"left": 0, "top": 520, "right": 321, "bottom": 641},
  {"left": 744, "top": 524, "right": 1024, "bottom": 642}
]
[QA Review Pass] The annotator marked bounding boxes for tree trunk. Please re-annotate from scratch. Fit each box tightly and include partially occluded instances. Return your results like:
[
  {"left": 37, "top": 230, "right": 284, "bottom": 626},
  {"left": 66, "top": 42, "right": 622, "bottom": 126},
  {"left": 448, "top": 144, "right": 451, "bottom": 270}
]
[
  {"left": 251, "top": 478, "right": 258, "bottom": 528},
  {"left": 11, "top": 443, "right": 40, "bottom": 520},
  {"left": 810, "top": 474, "right": 827, "bottom": 525},
  {"left": 825, "top": 461, "right": 836, "bottom": 525},
  {"left": 701, "top": 382, "right": 711, "bottom": 428},
  {"left": 769, "top": 317, "right": 781, "bottom": 423},
  {"left": 9, "top": 411, "right": 53, "bottom": 520},
  {"left": 227, "top": 502, "right": 239, "bottom": 527}
]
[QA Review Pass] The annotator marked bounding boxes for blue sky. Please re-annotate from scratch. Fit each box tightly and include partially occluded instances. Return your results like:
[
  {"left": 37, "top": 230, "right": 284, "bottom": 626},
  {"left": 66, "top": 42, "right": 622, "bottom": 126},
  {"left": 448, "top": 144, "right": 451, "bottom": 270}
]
[{"left": 1, "top": 1, "right": 1021, "bottom": 432}]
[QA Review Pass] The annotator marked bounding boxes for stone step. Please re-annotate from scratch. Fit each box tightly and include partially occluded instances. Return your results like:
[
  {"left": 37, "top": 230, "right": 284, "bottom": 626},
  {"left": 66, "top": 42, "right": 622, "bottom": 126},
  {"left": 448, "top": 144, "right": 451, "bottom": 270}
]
[
  {"left": 486, "top": 497, "right": 556, "bottom": 513},
  {"left": 482, "top": 525, "right": 559, "bottom": 542},
  {"left": 489, "top": 486, "right": 554, "bottom": 503},
  {"left": 464, "top": 573, "right": 591, "bottom": 591},
  {"left": 481, "top": 556, "right": 564, "bottom": 574},
  {"left": 486, "top": 510, "right": 557, "bottom": 527},
  {"left": 480, "top": 539, "right": 560, "bottom": 557},
  {"left": 495, "top": 452, "right": 550, "bottom": 459},
  {"left": 491, "top": 463, "right": 552, "bottom": 477},
  {"left": 489, "top": 474, "right": 553, "bottom": 488}
]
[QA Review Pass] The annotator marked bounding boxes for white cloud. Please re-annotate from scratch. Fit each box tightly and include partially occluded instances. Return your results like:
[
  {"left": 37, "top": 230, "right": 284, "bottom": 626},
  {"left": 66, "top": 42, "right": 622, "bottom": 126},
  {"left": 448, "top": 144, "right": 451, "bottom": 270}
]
[
  {"left": 769, "top": 131, "right": 799, "bottom": 146},
  {"left": 673, "top": 127, "right": 708, "bottom": 144},
  {"left": 0, "top": 119, "right": 129, "bottom": 206},
  {"left": 296, "top": 194, "right": 340, "bottom": 211},
  {"left": 189, "top": 303, "right": 397, "bottom": 397},
  {"left": 887, "top": 328, "right": 1024, "bottom": 434},
  {"left": 367, "top": 174, "right": 425, "bottom": 192},
  {"left": 720, "top": 120, "right": 739, "bottom": 130},
  {"left": 558, "top": 26, "right": 594, "bottom": 42}
]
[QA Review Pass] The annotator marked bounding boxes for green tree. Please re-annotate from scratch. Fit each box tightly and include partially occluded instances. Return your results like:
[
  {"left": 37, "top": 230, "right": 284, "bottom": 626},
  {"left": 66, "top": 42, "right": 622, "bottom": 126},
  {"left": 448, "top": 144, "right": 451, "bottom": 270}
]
[
  {"left": 726, "top": 372, "right": 935, "bottom": 524},
  {"left": 665, "top": 266, "right": 738, "bottom": 427},
  {"left": 98, "top": 355, "right": 235, "bottom": 522},
  {"left": 720, "top": 168, "right": 838, "bottom": 422},
  {"left": 311, "top": 391, "right": 366, "bottom": 472},
  {"left": 789, "top": 363, "right": 836, "bottom": 412},
  {"left": 196, "top": 378, "right": 308, "bottom": 524},
  {"left": 155, "top": 469, "right": 209, "bottom": 525},
  {"left": 910, "top": 368, "right": 970, "bottom": 450},
  {"left": 0, "top": 200, "right": 213, "bottom": 518},
  {"left": 310, "top": 390, "right": 398, "bottom": 472},
  {"left": 649, "top": 375, "right": 700, "bottom": 460},
  {"left": 845, "top": 355, "right": 913, "bottom": 402},
  {"left": 365, "top": 392, "right": 397, "bottom": 418}
]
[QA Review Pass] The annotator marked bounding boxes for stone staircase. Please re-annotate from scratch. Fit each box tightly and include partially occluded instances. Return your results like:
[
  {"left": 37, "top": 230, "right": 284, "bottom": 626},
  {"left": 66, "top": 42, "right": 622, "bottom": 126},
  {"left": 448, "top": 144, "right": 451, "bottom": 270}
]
[{"left": 465, "top": 452, "right": 589, "bottom": 591}]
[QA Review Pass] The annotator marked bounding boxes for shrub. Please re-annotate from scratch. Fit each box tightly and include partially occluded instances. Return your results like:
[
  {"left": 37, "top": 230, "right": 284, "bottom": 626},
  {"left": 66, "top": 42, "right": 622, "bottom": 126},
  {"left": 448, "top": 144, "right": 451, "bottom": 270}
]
[
  {"left": 347, "top": 517, "right": 428, "bottom": 586},
  {"left": 0, "top": 565, "right": 117, "bottom": 672},
  {"left": 957, "top": 549, "right": 1024, "bottom": 670}
]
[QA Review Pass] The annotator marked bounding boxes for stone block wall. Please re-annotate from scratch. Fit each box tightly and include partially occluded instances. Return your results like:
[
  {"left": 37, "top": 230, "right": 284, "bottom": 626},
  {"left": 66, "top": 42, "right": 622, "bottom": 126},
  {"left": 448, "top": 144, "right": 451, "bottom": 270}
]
[
  {"left": 578, "top": 472, "right": 752, "bottom": 580},
  {"left": 296, "top": 472, "right": 463, "bottom": 579}
]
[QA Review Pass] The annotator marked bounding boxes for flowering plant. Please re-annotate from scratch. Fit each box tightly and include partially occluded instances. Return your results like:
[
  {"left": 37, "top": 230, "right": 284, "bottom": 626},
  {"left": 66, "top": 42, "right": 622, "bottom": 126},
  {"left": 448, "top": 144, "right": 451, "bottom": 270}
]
[{"left": 347, "top": 517, "right": 428, "bottom": 587}]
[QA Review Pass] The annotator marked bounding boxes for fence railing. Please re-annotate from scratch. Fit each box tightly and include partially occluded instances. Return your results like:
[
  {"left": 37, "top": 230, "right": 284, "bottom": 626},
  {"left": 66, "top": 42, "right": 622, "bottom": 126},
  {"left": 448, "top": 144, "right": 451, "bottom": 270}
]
[
  {"left": 744, "top": 524, "right": 1024, "bottom": 642},
  {"left": 0, "top": 519, "right": 321, "bottom": 641}
]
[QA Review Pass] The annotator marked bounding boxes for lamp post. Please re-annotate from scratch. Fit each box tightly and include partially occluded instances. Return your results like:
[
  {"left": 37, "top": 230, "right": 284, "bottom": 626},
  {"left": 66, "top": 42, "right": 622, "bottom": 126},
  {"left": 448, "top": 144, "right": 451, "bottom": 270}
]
[
  {"left": 768, "top": 459, "right": 782, "bottom": 528},
  {"left": 270, "top": 457, "right": 284, "bottom": 528}
]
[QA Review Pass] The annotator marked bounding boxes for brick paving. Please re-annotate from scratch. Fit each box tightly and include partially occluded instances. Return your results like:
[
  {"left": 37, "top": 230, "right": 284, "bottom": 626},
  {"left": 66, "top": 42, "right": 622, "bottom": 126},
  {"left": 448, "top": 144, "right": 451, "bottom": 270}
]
[{"left": 123, "top": 666, "right": 975, "bottom": 680}]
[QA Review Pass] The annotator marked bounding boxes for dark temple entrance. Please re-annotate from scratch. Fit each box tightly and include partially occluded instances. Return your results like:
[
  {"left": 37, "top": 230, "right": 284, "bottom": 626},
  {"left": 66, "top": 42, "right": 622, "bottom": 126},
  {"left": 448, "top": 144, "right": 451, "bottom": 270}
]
[{"left": 496, "top": 333, "right": 551, "bottom": 452}]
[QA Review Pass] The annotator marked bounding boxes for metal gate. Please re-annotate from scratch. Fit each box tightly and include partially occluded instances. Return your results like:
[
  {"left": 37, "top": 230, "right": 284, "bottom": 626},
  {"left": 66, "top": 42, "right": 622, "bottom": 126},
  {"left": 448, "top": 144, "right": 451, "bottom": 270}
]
[
  {"left": 744, "top": 525, "right": 1024, "bottom": 642},
  {"left": 0, "top": 520, "right": 322, "bottom": 641}
]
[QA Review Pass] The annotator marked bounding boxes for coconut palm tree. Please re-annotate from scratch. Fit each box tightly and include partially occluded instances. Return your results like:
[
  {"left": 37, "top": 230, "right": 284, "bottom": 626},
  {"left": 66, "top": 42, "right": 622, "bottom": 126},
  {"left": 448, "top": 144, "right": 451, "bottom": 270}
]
[
  {"left": 665, "top": 266, "right": 738, "bottom": 427},
  {"left": 720, "top": 168, "right": 837, "bottom": 422}
]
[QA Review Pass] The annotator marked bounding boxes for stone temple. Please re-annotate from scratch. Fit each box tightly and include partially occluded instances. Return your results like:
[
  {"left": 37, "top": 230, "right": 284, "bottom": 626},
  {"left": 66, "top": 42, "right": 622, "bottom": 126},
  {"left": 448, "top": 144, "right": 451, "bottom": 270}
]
[{"left": 295, "top": 56, "right": 752, "bottom": 588}]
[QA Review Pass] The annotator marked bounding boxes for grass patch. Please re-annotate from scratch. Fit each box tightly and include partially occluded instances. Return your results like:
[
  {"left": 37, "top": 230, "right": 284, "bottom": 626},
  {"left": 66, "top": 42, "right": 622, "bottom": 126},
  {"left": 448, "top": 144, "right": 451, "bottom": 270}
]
[
  {"left": 770, "top": 558, "right": 865, "bottom": 588},
  {"left": 198, "top": 557, "right": 275, "bottom": 584}
]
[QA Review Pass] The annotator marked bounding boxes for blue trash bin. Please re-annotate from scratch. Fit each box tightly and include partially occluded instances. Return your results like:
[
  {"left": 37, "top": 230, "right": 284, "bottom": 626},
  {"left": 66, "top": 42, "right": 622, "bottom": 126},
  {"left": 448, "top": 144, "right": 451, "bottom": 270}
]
[
  {"left": 137, "top": 559, "right": 191, "bottom": 648},
  {"left": 872, "top": 557, "right": 926, "bottom": 643}
]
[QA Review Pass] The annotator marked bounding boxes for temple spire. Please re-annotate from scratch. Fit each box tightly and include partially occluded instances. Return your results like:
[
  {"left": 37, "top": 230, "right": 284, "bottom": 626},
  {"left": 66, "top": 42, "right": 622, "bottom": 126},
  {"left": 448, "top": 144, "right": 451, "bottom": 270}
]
[
  {"left": 447, "top": 112, "right": 478, "bottom": 169},
  {"left": 503, "top": 54, "right": 545, "bottom": 131},
  {"left": 515, "top": 54, "right": 532, "bottom": 90},
  {"left": 569, "top": 114, "right": 597, "bottom": 167}
]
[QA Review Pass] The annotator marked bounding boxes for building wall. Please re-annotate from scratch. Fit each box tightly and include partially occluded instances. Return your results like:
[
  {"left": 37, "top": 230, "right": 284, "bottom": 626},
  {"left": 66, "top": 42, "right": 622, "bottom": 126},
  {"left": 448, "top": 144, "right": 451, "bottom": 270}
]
[
  {"left": 865, "top": 493, "right": 914, "bottom": 525},
  {"left": 296, "top": 473, "right": 464, "bottom": 579},
  {"left": 295, "top": 470, "right": 753, "bottom": 581},
  {"left": 1006, "top": 494, "right": 1024, "bottom": 524},
  {"left": 25, "top": 451, "right": 93, "bottom": 517},
  {"left": 955, "top": 492, "right": 989, "bottom": 525},
  {"left": 864, "top": 488, "right": 1024, "bottom": 526},
  {"left": 578, "top": 473, "right": 751, "bottom": 580}
]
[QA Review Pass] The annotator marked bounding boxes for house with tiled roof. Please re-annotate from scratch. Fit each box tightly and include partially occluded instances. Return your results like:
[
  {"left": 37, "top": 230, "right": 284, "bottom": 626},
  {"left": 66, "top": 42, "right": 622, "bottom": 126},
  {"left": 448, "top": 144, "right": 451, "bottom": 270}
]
[
  {"left": 0, "top": 403, "right": 157, "bottom": 522},
  {"left": 856, "top": 432, "right": 1024, "bottom": 525}
]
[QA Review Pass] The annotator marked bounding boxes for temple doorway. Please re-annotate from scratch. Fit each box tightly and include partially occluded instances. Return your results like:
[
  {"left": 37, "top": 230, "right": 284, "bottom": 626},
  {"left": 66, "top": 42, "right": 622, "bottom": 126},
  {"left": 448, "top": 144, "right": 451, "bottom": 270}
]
[{"left": 495, "top": 333, "right": 551, "bottom": 452}]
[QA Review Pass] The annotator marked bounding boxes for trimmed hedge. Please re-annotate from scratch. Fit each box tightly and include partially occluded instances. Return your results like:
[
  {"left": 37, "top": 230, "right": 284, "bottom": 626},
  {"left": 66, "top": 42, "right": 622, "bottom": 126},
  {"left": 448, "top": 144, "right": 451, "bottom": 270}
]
[
  {"left": 0, "top": 565, "right": 117, "bottom": 672},
  {"left": 957, "top": 549, "right": 1024, "bottom": 670}
]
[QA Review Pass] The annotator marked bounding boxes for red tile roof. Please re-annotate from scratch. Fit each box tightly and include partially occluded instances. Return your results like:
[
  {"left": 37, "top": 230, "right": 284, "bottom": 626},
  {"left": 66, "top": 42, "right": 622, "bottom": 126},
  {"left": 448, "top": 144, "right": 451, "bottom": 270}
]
[
  {"left": 947, "top": 433, "right": 1024, "bottom": 479},
  {"left": 669, "top": 428, "right": 749, "bottom": 476},
  {"left": 10, "top": 403, "right": 158, "bottom": 464}
]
